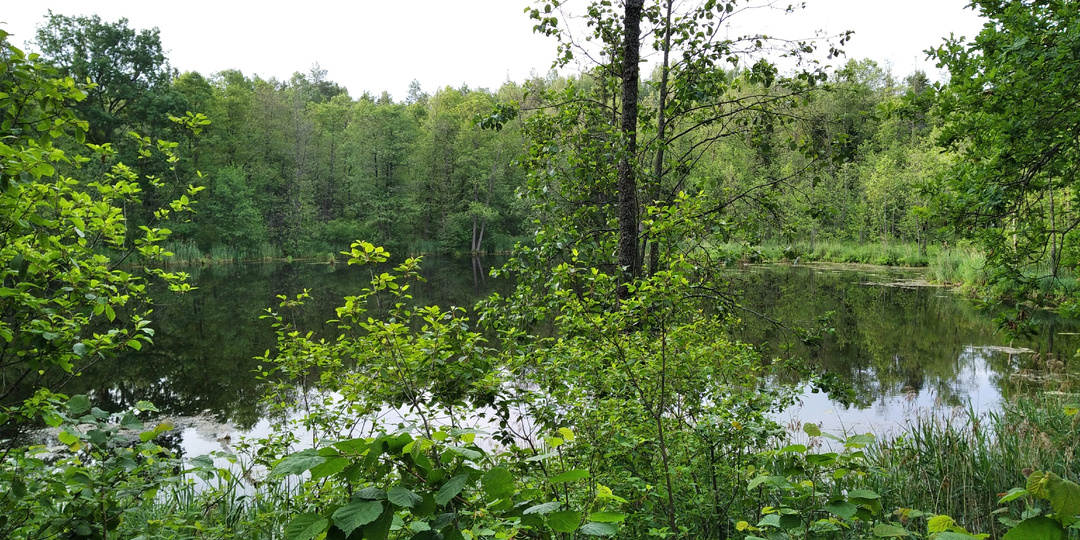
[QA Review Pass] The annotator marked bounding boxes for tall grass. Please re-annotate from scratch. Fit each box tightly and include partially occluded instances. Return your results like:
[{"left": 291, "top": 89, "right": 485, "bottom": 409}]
[
  {"left": 926, "top": 246, "right": 987, "bottom": 288},
  {"left": 868, "top": 393, "right": 1080, "bottom": 537}
]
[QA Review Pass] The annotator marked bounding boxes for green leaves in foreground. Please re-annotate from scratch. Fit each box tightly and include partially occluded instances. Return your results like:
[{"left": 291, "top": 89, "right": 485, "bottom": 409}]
[
  {"left": 991, "top": 470, "right": 1080, "bottom": 539},
  {"left": 270, "top": 427, "right": 624, "bottom": 539}
]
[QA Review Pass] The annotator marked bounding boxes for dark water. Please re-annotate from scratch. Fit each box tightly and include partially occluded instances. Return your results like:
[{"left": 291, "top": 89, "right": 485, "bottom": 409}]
[{"left": 62, "top": 259, "right": 1078, "bottom": 453}]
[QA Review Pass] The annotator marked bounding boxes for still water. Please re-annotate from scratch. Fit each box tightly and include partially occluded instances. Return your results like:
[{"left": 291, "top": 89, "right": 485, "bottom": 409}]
[{"left": 65, "top": 258, "right": 1078, "bottom": 454}]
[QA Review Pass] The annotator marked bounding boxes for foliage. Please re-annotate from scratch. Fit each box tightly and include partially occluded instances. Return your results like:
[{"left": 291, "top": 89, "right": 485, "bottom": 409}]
[
  {"left": 34, "top": 12, "right": 183, "bottom": 146},
  {"left": 0, "top": 29, "right": 200, "bottom": 429},
  {"left": 256, "top": 241, "right": 627, "bottom": 538},
  {"left": 0, "top": 394, "right": 176, "bottom": 539},
  {"left": 931, "top": 0, "right": 1080, "bottom": 315}
]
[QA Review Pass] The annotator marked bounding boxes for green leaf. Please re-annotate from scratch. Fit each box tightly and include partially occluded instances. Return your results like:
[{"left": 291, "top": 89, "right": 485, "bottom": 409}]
[
  {"left": 998, "top": 488, "right": 1029, "bottom": 504},
  {"left": 845, "top": 434, "right": 875, "bottom": 447},
  {"left": 435, "top": 473, "right": 470, "bottom": 506},
  {"left": 757, "top": 514, "right": 782, "bottom": 528},
  {"left": 388, "top": 486, "right": 422, "bottom": 509},
  {"left": 872, "top": 524, "right": 910, "bottom": 537},
  {"left": 778, "top": 444, "right": 807, "bottom": 453},
  {"left": 285, "top": 513, "right": 329, "bottom": 540},
  {"left": 803, "top": 423, "right": 822, "bottom": 437},
  {"left": 445, "top": 445, "right": 482, "bottom": 461},
  {"left": 547, "top": 510, "right": 582, "bottom": 533},
  {"left": 548, "top": 469, "right": 589, "bottom": 483},
  {"left": 67, "top": 394, "right": 91, "bottom": 415},
  {"left": 1002, "top": 516, "right": 1066, "bottom": 540},
  {"left": 806, "top": 453, "right": 839, "bottom": 466},
  {"left": 357, "top": 487, "right": 387, "bottom": 500},
  {"left": 588, "top": 512, "right": 626, "bottom": 523},
  {"left": 73, "top": 342, "right": 88, "bottom": 357},
  {"left": 825, "top": 500, "right": 857, "bottom": 519},
  {"left": 120, "top": 412, "right": 144, "bottom": 431},
  {"left": 363, "top": 504, "right": 394, "bottom": 540},
  {"left": 1045, "top": 473, "right": 1080, "bottom": 525},
  {"left": 848, "top": 489, "right": 881, "bottom": 500},
  {"left": 310, "top": 457, "right": 350, "bottom": 480},
  {"left": 332, "top": 500, "right": 383, "bottom": 536},
  {"left": 928, "top": 515, "right": 955, "bottom": 533},
  {"left": 579, "top": 522, "right": 618, "bottom": 536},
  {"left": 524, "top": 501, "right": 562, "bottom": 515},
  {"left": 481, "top": 467, "right": 515, "bottom": 499},
  {"left": 271, "top": 449, "right": 326, "bottom": 478}
]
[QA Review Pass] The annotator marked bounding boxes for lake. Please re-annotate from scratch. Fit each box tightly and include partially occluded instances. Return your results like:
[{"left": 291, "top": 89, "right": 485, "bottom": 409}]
[{"left": 61, "top": 257, "right": 1079, "bottom": 455}]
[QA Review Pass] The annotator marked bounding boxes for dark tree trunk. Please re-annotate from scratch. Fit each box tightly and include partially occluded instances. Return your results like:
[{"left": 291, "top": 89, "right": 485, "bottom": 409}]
[{"left": 617, "top": 0, "right": 644, "bottom": 299}]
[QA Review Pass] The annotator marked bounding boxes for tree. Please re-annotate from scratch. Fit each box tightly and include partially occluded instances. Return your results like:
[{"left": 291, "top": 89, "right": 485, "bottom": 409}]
[
  {"left": 34, "top": 12, "right": 179, "bottom": 145},
  {"left": 0, "top": 29, "right": 198, "bottom": 432},
  {"left": 931, "top": 0, "right": 1080, "bottom": 314}
]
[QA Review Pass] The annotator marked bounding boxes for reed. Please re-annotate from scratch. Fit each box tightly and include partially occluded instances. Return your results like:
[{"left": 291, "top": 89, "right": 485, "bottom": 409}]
[{"left": 867, "top": 394, "right": 1080, "bottom": 537}]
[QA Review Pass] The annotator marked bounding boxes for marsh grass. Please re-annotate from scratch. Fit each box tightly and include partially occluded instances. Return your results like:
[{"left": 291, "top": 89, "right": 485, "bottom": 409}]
[
  {"left": 118, "top": 452, "right": 303, "bottom": 539},
  {"left": 868, "top": 393, "right": 1080, "bottom": 537}
]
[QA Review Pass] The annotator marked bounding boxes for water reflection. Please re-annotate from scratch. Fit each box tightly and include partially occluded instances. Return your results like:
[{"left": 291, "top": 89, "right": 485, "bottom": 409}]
[
  {"left": 733, "top": 264, "right": 1079, "bottom": 434},
  {"left": 55, "top": 260, "right": 1079, "bottom": 454}
]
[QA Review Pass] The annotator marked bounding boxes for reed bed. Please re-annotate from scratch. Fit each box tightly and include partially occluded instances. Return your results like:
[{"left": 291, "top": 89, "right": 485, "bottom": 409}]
[{"left": 868, "top": 393, "right": 1080, "bottom": 537}]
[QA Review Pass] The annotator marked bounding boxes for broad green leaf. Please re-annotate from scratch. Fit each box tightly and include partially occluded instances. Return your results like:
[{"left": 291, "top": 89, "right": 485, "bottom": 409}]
[
  {"left": 1002, "top": 516, "right": 1066, "bottom": 540},
  {"left": 388, "top": 486, "right": 422, "bottom": 508},
  {"left": 357, "top": 487, "right": 387, "bottom": 500},
  {"left": 310, "top": 457, "right": 350, "bottom": 480},
  {"left": 935, "top": 533, "right": 982, "bottom": 540},
  {"left": 825, "top": 500, "right": 857, "bottom": 519},
  {"left": 548, "top": 469, "right": 589, "bottom": 483},
  {"left": 524, "top": 501, "right": 562, "bottom": 515},
  {"left": 998, "top": 488, "right": 1028, "bottom": 504},
  {"left": 872, "top": 524, "right": 909, "bottom": 537},
  {"left": 778, "top": 444, "right": 806, "bottom": 453},
  {"left": 588, "top": 512, "right": 626, "bottom": 523},
  {"left": 845, "top": 434, "right": 875, "bottom": 447},
  {"left": 271, "top": 449, "right": 326, "bottom": 478},
  {"left": 435, "top": 473, "right": 470, "bottom": 506},
  {"left": 332, "top": 500, "right": 383, "bottom": 535},
  {"left": 928, "top": 515, "right": 955, "bottom": 533},
  {"left": 806, "top": 453, "right": 838, "bottom": 466},
  {"left": 363, "top": 504, "right": 395, "bottom": 540},
  {"left": 803, "top": 423, "right": 822, "bottom": 437},
  {"left": 67, "top": 395, "right": 91, "bottom": 415},
  {"left": 547, "top": 510, "right": 582, "bottom": 533},
  {"left": 333, "top": 438, "right": 369, "bottom": 454},
  {"left": 481, "top": 467, "right": 515, "bottom": 499},
  {"left": 285, "top": 513, "right": 329, "bottom": 540},
  {"left": 445, "top": 445, "right": 482, "bottom": 461},
  {"left": 1029, "top": 471, "right": 1051, "bottom": 499},
  {"left": 1045, "top": 473, "right": 1080, "bottom": 525},
  {"left": 757, "top": 514, "right": 782, "bottom": 528},
  {"left": 848, "top": 489, "right": 881, "bottom": 500},
  {"left": 120, "top": 412, "right": 144, "bottom": 431},
  {"left": 579, "top": 522, "right": 618, "bottom": 536}
]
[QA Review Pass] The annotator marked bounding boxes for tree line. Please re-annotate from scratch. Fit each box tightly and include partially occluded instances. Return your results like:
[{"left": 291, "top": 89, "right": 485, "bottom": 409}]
[{"left": 23, "top": 11, "right": 959, "bottom": 261}]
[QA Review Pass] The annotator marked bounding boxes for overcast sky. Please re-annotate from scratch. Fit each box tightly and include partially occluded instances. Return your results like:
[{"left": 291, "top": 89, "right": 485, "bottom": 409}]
[{"left": 1, "top": 1, "right": 985, "bottom": 100}]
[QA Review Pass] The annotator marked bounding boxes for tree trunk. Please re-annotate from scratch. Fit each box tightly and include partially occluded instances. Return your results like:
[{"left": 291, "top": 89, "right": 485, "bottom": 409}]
[{"left": 617, "top": 0, "right": 644, "bottom": 299}]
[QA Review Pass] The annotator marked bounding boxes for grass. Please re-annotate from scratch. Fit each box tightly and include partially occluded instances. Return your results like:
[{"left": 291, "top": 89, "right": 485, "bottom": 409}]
[{"left": 867, "top": 392, "right": 1080, "bottom": 537}]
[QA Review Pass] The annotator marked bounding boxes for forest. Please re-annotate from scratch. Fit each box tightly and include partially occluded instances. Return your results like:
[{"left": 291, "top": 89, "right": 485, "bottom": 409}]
[{"left": 2, "top": 0, "right": 1080, "bottom": 539}]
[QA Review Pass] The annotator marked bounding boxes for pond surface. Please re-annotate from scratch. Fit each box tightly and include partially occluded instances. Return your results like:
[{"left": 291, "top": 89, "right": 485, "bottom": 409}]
[{"left": 62, "top": 258, "right": 1079, "bottom": 454}]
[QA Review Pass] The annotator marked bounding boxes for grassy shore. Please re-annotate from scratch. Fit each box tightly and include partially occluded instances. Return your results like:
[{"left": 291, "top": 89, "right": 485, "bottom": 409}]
[{"left": 866, "top": 392, "right": 1080, "bottom": 537}]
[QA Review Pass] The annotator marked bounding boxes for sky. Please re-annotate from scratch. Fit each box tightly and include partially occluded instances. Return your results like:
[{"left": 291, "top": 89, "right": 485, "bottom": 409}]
[{"left": 1, "top": 1, "right": 986, "bottom": 101}]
